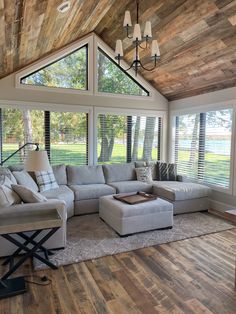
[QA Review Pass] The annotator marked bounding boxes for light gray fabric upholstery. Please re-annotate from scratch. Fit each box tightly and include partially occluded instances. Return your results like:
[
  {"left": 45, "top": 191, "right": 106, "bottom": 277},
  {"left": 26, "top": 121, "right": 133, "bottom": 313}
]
[
  {"left": 0, "top": 199, "right": 67, "bottom": 257},
  {"left": 13, "top": 171, "right": 39, "bottom": 192},
  {"left": 40, "top": 185, "right": 74, "bottom": 218},
  {"left": 135, "top": 161, "right": 157, "bottom": 180},
  {"left": 12, "top": 185, "right": 47, "bottom": 203},
  {"left": 168, "top": 197, "right": 209, "bottom": 215},
  {"left": 99, "top": 195, "right": 173, "bottom": 235},
  {"left": 8, "top": 164, "right": 24, "bottom": 172},
  {"left": 0, "top": 184, "right": 21, "bottom": 207},
  {"left": 103, "top": 163, "right": 136, "bottom": 183},
  {"left": 74, "top": 199, "right": 99, "bottom": 215},
  {"left": 67, "top": 165, "right": 105, "bottom": 185},
  {"left": 108, "top": 180, "right": 152, "bottom": 193},
  {"left": 52, "top": 164, "right": 67, "bottom": 185},
  {"left": 70, "top": 184, "right": 116, "bottom": 201},
  {"left": 152, "top": 181, "right": 210, "bottom": 201},
  {"left": 0, "top": 167, "right": 17, "bottom": 184}
]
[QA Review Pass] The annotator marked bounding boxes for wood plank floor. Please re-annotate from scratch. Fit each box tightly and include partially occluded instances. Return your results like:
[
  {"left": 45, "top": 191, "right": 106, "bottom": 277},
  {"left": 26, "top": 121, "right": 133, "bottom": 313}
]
[{"left": 1, "top": 228, "right": 236, "bottom": 314}]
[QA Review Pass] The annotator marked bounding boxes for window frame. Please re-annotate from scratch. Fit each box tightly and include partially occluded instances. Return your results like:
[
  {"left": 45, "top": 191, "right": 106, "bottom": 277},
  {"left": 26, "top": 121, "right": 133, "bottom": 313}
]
[
  {"left": 20, "top": 44, "right": 89, "bottom": 92},
  {"left": 170, "top": 102, "right": 235, "bottom": 194},
  {"left": 94, "top": 107, "right": 165, "bottom": 165},
  {"left": 15, "top": 36, "right": 94, "bottom": 96},
  {"left": 96, "top": 47, "right": 149, "bottom": 97}
]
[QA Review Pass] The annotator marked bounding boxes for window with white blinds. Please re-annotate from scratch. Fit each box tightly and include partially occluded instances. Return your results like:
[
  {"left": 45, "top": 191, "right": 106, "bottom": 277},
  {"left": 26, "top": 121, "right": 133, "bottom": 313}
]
[
  {"left": 1, "top": 108, "right": 44, "bottom": 165},
  {"left": 174, "top": 108, "right": 233, "bottom": 188},
  {"left": 0, "top": 108, "right": 88, "bottom": 166},
  {"left": 97, "top": 113, "right": 161, "bottom": 164},
  {"left": 204, "top": 109, "right": 232, "bottom": 187},
  {"left": 50, "top": 111, "right": 88, "bottom": 165}
]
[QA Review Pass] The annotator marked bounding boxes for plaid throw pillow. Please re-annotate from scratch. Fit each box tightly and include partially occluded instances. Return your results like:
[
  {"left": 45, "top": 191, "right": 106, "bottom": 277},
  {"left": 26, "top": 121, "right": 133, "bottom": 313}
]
[
  {"left": 35, "top": 168, "right": 59, "bottom": 192},
  {"left": 156, "top": 162, "right": 177, "bottom": 181}
]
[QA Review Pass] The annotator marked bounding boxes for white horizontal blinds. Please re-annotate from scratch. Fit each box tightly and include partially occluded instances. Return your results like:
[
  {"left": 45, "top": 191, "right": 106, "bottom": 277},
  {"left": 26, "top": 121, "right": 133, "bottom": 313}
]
[
  {"left": 203, "top": 109, "right": 232, "bottom": 187},
  {"left": 97, "top": 114, "right": 127, "bottom": 164},
  {"left": 131, "top": 116, "right": 159, "bottom": 161},
  {"left": 50, "top": 112, "right": 88, "bottom": 165},
  {"left": 176, "top": 114, "right": 200, "bottom": 180},
  {"left": 1, "top": 108, "right": 44, "bottom": 166}
]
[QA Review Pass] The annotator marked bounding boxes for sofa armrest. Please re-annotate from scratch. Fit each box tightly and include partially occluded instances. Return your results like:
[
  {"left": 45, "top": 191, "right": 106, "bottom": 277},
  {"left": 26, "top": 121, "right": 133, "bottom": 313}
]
[{"left": 0, "top": 199, "right": 67, "bottom": 222}]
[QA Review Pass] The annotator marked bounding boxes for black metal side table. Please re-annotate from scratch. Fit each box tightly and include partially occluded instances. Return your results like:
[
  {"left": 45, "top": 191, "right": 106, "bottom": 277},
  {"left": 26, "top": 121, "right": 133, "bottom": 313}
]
[{"left": 0, "top": 208, "right": 62, "bottom": 299}]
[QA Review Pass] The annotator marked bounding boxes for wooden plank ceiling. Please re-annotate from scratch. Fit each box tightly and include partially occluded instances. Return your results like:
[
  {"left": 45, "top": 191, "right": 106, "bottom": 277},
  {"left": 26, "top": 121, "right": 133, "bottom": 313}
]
[{"left": 0, "top": 0, "right": 236, "bottom": 100}]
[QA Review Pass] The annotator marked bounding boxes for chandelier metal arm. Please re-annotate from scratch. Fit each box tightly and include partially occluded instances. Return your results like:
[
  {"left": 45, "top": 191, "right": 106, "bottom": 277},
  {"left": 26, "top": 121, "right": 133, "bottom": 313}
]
[{"left": 139, "top": 59, "right": 158, "bottom": 72}]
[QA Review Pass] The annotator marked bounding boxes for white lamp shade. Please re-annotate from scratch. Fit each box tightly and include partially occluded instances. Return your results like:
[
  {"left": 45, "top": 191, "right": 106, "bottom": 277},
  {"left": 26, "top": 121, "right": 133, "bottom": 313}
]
[
  {"left": 123, "top": 10, "right": 132, "bottom": 27},
  {"left": 24, "top": 150, "right": 51, "bottom": 172},
  {"left": 115, "top": 40, "right": 123, "bottom": 57},
  {"left": 144, "top": 21, "right": 152, "bottom": 38},
  {"left": 133, "top": 23, "right": 142, "bottom": 41},
  {"left": 151, "top": 40, "right": 160, "bottom": 57}
]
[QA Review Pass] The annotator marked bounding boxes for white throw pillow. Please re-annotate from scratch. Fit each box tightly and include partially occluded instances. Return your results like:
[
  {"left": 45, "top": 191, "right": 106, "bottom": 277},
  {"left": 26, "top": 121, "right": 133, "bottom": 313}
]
[
  {"left": 135, "top": 167, "right": 153, "bottom": 183},
  {"left": 0, "top": 185, "right": 21, "bottom": 207},
  {"left": 12, "top": 185, "right": 47, "bottom": 203},
  {"left": 0, "top": 167, "right": 17, "bottom": 184},
  {"left": 35, "top": 168, "right": 59, "bottom": 192},
  {"left": 13, "top": 171, "right": 39, "bottom": 192}
]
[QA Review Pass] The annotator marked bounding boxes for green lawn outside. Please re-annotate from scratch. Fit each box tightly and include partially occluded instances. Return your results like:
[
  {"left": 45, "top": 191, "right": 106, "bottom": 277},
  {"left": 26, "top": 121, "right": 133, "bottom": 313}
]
[{"left": 2, "top": 144, "right": 230, "bottom": 187}]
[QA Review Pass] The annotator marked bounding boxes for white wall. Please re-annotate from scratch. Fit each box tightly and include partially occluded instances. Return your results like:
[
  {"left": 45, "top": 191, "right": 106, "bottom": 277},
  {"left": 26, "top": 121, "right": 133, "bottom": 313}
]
[{"left": 169, "top": 86, "right": 236, "bottom": 211}]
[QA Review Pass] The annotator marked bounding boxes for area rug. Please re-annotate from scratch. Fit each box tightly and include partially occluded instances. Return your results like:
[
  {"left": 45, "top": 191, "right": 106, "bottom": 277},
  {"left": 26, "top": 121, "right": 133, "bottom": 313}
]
[{"left": 34, "top": 212, "right": 235, "bottom": 269}]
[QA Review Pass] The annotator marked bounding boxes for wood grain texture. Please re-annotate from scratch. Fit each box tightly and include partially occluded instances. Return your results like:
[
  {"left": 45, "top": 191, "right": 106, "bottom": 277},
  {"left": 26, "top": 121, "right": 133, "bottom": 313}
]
[
  {"left": 0, "top": 0, "right": 236, "bottom": 100},
  {"left": 0, "top": 228, "right": 236, "bottom": 313}
]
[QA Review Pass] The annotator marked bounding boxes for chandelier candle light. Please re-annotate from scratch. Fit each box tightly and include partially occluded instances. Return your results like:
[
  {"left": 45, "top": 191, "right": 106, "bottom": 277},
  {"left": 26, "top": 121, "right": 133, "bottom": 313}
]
[{"left": 115, "top": 0, "right": 160, "bottom": 76}]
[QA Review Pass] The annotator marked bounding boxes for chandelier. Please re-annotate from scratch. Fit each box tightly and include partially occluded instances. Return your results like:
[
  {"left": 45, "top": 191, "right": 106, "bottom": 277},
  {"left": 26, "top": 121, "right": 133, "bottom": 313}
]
[{"left": 115, "top": 0, "right": 160, "bottom": 76}]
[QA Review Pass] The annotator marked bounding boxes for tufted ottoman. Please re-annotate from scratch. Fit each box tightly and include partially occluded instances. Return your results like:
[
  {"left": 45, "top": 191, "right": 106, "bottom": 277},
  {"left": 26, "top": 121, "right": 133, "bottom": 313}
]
[{"left": 99, "top": 195, "right": 173, "bottom": 236}]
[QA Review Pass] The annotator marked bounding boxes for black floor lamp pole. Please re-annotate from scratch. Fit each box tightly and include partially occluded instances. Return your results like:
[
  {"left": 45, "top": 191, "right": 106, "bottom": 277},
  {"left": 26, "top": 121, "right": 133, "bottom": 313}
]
[{"left": 0, "top": 142, "right": 39, "bottom": 166}]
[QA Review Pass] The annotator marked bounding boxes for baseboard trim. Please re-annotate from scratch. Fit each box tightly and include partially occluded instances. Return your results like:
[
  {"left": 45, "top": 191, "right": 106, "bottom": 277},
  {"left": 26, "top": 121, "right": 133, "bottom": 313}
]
[{"left": 209, "top": 199, "right": 236, "bottom": 212}]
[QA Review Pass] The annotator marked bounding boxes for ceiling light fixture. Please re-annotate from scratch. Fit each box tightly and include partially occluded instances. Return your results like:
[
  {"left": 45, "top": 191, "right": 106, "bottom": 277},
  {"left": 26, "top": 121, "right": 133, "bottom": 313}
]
[
  {"left": 57, "top": 1, "right": 71, "bottom": 13},
  {"left": 115, "top": 0, "right": 160, "bottom": 76}
]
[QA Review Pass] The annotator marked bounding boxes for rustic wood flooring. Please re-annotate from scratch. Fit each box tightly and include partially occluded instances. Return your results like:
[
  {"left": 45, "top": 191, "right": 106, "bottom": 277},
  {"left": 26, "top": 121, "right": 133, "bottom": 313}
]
[{"left": 0, "top": 228, "right": 236, "bottom": 314}]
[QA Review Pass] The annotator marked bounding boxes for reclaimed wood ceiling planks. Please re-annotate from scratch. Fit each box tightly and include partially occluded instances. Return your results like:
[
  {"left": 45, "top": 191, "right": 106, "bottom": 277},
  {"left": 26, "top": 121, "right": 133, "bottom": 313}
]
[{"left": 0, "top": 0, "right": 236, "bottom": 100}]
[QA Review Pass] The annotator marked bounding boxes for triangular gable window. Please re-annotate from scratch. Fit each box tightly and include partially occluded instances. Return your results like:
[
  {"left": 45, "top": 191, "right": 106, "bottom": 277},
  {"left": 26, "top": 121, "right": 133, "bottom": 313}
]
[
  {"left": 97, "top": 48, "right": 149, "bottom": 97},
  {"left": 20, "top": 45, "right": 88, "bottom": 91}
]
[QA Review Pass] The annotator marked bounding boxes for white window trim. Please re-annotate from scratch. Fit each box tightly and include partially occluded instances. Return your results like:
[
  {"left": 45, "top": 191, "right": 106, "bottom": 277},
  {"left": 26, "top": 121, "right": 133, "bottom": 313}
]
[
  {"left": 15, "top": 35, "right": 94, "bottom": 96},
  {"left": 169, "top": 105, "right": 235, "bottom": 194},
  {"left": 94, "top": 106, "right": 166, "bottom": 165}
]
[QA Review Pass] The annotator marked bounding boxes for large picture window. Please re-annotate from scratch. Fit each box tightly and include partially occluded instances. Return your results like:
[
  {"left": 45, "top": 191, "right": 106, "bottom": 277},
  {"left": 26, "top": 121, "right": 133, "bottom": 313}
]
[
  {"left": 0, "top": 108, "right": 88, "bottom": 166},
  {"left": 1, "top": 108, "right": 44, "bottom": 165},
  {"left": 97, "top": 48, "right": 149, "bottom": 97},
  {"left": 97, "top": 113, "right": 161, "bottom": 164},
  {"left": 20, "top": 45, "right": 88, "bottom": 91},
  {"left": 173, "top": 108, "right": 233, "bottom": 188}
]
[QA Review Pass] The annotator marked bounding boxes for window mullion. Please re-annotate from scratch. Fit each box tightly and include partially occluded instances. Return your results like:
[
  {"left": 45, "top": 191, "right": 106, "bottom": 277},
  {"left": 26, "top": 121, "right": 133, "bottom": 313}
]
[
  {"left": 127, "top": 116, "right": 132, "bottom": 163},
  {"left": 198, "top": 112, "right": 206, "bottom": 181},
  {"left": 44, "top": 111, "right": 51, "bottom": 161}
]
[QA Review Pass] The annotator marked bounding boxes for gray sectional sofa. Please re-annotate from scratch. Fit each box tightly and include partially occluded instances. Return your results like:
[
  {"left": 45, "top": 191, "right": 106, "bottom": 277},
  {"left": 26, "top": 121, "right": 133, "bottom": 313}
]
[{"left": 0, "top": 161, "right": 210, "bottom": 256}]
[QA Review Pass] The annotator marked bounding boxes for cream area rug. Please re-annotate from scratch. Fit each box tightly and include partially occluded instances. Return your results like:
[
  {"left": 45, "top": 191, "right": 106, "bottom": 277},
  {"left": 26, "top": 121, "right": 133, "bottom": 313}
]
[{"left": 35, "top": 212, "right": 235, "bottom": 269}]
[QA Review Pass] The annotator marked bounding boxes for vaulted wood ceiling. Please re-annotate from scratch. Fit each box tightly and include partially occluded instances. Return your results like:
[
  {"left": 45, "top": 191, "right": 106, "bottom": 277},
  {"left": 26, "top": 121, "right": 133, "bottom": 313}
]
[{"left": 0, "top": 0, "right": 236, "bottom": 100}]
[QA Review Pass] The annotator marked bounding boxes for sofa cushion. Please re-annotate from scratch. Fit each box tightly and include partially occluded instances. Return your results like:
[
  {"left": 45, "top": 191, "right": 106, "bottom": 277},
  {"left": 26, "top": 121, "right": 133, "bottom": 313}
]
[
  {"left": 135, "top": 161, "right": 157, "bottom": 180},
  {"left": 35, "top": 168, "right": 59, "bottom": 192},
  {"left": 108, "top": 180, "right": 152, "bottom": 193},
  {"left": 52, "top": 164, "right": 67, "bottom": 185},
  {"left": 70, "top": 184, "right": 116, "bottom": 201},
  {"left": 12, "top": 185, "right": 47, "bottom": 203},
  {"left": 152, "top": 181, "right": 210, "bottom": 201},
  {"left": 0, "top": 167, "right": 17, "bottom": 184},
  {"left": 67, "top": 165, "right": 105, "bottom": 185},
  {"left": 103, "top": 163, "right": 136, "bottom": 183},
  {"left": 13, "top": 171, "right": 39, "bottom": 192},
  {"left": 40, "top": 185, "right": 74, "bottom": 218}
]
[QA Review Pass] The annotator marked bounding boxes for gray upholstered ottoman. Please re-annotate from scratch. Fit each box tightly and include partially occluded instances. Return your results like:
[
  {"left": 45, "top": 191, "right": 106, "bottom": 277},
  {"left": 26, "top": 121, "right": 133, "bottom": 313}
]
[{"left": 99, "top": 195, "right": 173, "bottom": 236}]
